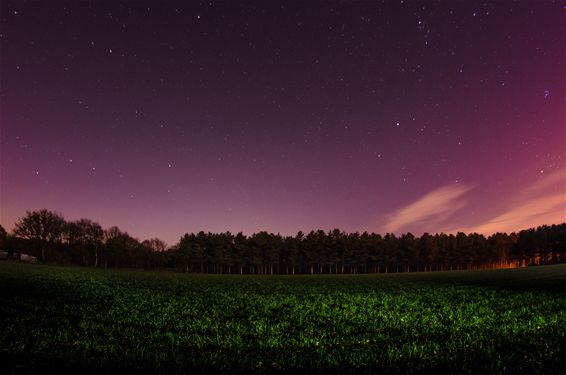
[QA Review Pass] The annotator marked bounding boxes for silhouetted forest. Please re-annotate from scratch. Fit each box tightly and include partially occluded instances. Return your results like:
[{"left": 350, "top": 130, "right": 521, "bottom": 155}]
[{"left": 1, "top": 209, "right": 565, "bottom": 274}]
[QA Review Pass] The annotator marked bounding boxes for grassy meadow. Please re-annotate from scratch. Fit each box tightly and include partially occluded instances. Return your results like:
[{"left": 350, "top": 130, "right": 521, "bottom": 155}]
[{"left": 1, "top": 262, "right": 565, "bottom": 373}]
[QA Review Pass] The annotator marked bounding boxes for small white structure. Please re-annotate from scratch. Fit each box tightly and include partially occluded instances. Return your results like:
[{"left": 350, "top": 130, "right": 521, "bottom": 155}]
[
  {"left": 0, "top": 250, "right": 8, "bottom": 260},
  {"left": 20, "top": 253, "right": 38, "bottom": 264}
]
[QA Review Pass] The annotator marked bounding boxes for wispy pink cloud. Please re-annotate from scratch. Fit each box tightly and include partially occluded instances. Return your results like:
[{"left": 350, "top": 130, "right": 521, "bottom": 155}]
[
  {"left": 384, "top": 184, "right": 471, "bottom": 233},
  {"left": 455, "top": 167, "right": 565, "bottom": 234}
]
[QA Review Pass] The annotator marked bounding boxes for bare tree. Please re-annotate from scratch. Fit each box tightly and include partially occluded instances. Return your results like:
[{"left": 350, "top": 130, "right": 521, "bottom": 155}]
[
  {"left": 13, "top": 209, "right": 66, "bottom": 261},
  {"left": 67, "top": 219, "right": 104, "bottom": 266},
  {"left": 142, "top": 238, "right": 167, "bottom": 252}
]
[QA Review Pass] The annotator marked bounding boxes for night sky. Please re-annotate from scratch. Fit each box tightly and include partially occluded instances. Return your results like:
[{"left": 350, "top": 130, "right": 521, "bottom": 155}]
[{"left": 1, "top": 1, "right": 564, "bottom": 246}]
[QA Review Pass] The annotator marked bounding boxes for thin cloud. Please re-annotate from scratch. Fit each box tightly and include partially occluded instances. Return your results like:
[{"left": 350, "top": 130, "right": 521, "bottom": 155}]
[
  {"left": 463, "top": 194, "right": 564, "bottom": 234},
  {"left": 523, "top": 168, "right": 565, "bottom": 195},
  {"left": 384, "top": 184, "right": 471, "bottom": 233},
  {"left": 457, "top": 167, "right": 565, "bottom": 234}
]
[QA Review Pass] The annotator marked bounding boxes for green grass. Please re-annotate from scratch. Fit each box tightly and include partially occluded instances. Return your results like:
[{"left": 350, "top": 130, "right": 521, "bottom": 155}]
[{"left": 1, "top": 263, "right": 565, "bottom": 374}]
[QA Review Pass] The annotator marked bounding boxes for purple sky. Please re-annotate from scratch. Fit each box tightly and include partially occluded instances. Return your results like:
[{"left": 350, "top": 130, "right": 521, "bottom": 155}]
[{"left": 1, "top": 1, "right": 564, "bottom": 246}]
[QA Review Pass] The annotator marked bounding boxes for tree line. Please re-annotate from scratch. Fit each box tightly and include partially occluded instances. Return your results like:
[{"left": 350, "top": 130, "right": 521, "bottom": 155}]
[{"left": 1, "top": 209, "right": 565, "bottom": 274}]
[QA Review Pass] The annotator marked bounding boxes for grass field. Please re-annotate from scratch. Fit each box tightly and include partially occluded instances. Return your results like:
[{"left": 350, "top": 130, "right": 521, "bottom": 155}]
[{"left": 1, "top": 262, "right": 565, "bottom": 374}]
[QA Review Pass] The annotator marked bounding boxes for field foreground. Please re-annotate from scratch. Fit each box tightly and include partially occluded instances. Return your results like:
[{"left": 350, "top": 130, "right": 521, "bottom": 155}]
[{"left": 1, "top": 263, "right": 565, "bottom": 374}]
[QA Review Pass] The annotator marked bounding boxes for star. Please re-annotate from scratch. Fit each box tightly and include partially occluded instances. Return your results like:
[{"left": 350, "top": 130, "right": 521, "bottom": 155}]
[{"left": 544, "top": 89, "right": 550, "bottom": 99}]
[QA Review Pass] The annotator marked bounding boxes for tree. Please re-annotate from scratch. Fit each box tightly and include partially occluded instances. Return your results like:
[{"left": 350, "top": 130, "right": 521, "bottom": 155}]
[
  {"left": 486, "top": 233, "right": 511, "bottom": 266},
  {"left": 365, "top": 233, "right": 383, "bottom": 273},
  {"left": 382, "top": 233, "right": 398, "bottom": 273},
  {"left": 67, "top": 219, "right": 104, "bottom": 266},
  {"left": 233, "top": 232, "right": 248, "bottom": 274},
  {"left": 304, "top": 230, "right": 327, "bottom": 274},
  {"left": 103, "top": 226, "right": 141, "bottom": 268},
  {"left": 142, "top": 238, "right": 167, "bottom": 252},
  {"left": 289, "top": 231, "right": 305, "bottom": 274},
  {"left": 418, "top": 233, "right": 437, "bottom": 271},
  {"left": 0, "top": 224, "right": 7, "bottom": 249},
  {"left": 546, "top": 224, "right": 566, "bottom": 264},
  {"left": 13, "top": 209, "right": 66, "bottom": 261},
  {"left": 399, "top": 232, "right": 417, "bottom": 272},
  {"left": 328, "top": 229, "right": 345, "bottom": 274}
]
